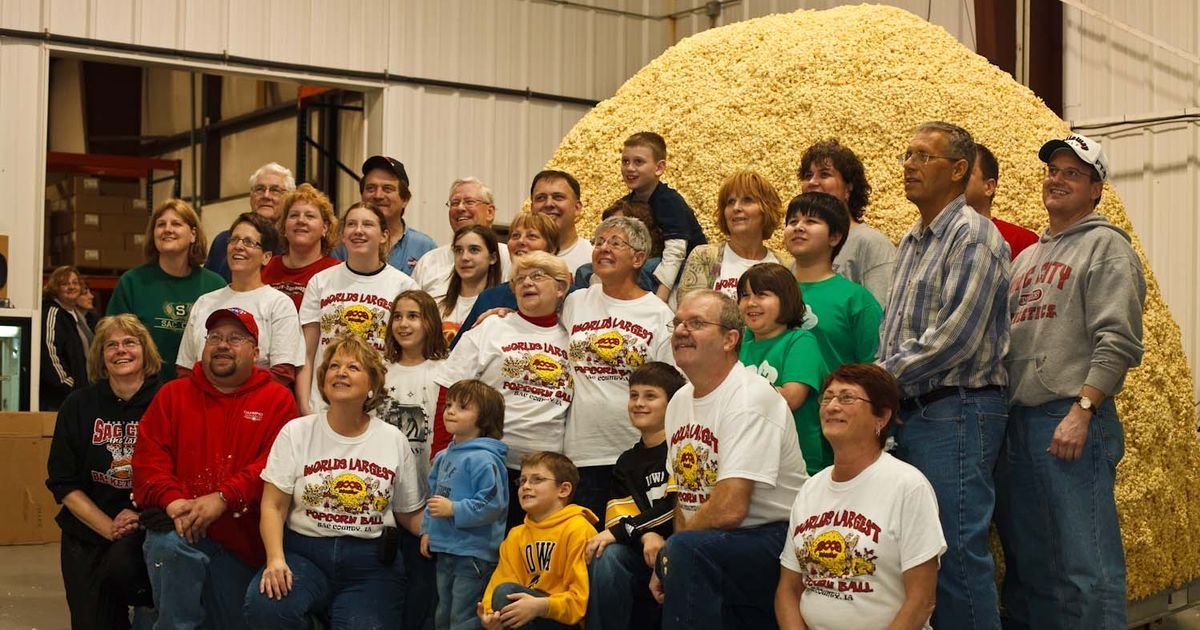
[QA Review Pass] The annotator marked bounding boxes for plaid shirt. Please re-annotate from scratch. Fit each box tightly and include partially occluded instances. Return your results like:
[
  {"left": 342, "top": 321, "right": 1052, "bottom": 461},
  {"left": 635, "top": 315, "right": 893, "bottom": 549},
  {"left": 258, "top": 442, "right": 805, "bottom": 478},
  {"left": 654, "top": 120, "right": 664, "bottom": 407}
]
[{"left": 879, "top": 196, "right": 1011, "bottom": 398}]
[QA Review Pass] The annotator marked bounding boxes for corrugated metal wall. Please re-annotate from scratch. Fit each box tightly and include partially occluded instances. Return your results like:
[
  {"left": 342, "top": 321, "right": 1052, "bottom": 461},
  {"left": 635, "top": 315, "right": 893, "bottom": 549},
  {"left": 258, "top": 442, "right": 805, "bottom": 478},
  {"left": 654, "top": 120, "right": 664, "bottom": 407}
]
[{"left": 1062, "top": 0, "right": 1200, "bottom": 399}]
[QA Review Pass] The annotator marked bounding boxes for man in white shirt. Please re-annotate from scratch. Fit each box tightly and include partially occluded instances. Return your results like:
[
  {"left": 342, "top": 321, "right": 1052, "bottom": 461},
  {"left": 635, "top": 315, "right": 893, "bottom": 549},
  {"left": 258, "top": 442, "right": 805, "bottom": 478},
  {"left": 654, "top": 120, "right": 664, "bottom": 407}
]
[
  {"left": 410, "top": 177, "right": 511, "bottom": 300},
  {"left": 651, "top": 289, "right": 808, "bottom": 629},
  {"left": 531, "top": 169, "right": 593, "bottom": 273}
]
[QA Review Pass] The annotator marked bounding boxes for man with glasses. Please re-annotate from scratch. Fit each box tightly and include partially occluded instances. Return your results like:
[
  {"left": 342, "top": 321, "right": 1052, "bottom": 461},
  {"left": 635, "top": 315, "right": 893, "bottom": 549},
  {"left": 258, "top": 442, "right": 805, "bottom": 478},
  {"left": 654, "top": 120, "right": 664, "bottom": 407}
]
[
  {"left": 411, "top": 177, "right": 512, "bottom": 301},
  {"left": 176, "top": 213, "right": 304, "bottom": 386},
  {"left": 996, "top": 134, "right": 1143, "bottom": 629},
  {"left": 331, "top": 155, "right": 436, "bottom": 275},
  {"left": 651, "top": 289, "right": 807, "bottom": 629},
  {"left": 879, "top": 121, "right": 1011, "bottom": 629},
  {"left": 206, "top": 162, "right": 295, "bottom": 282},
  {"left": 134, "top": 308, "right": 298, "bottom": 629}
]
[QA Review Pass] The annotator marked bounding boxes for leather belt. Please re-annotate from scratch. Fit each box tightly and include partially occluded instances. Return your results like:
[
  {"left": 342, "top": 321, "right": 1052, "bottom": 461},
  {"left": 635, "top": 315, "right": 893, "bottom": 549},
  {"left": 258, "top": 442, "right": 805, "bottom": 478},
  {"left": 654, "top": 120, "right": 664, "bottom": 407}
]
[{"left": 899, "top": 385, "right": 1004, "bottom": 412}]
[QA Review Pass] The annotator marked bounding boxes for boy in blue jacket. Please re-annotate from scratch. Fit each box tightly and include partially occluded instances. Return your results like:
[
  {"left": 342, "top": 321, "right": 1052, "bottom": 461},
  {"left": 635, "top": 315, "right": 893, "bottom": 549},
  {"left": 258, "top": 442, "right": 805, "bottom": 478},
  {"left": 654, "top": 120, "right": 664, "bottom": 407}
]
[{"left": 421, "top": 379, "right": 509, "bottom": 629}]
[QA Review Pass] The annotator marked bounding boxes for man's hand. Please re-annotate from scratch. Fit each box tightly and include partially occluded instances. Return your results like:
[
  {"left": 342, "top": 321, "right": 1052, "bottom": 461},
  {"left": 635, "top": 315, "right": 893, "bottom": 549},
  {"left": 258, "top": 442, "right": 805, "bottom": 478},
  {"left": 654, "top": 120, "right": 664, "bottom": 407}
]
[
  {"left": 111, "top": 509, "right": 140, "bottom": 540},
  {"left": 499, "top": 592, "right": 550, "bottom": 627},
  {"left": 177, "top": 493, "right": 226, "bottom": 543},
  {"left": 427, "top": 495, "right": 454, "bottom": 519},
  {"left": 649, "top": 571, "right": 666, "bottom": 603},
  {"left": 477, "top": 602, "right": 503, "bottom": 630},
  {"left": 166, "top": 498, "right": 193, "bottom": 538},
  {"left": 1048, "top": 405, "right": 1092, "bottom": 461},
  {"left": 641, "top": 532, "right": 665, "bottom": 569},
  {"left": 585, "top": 528, "right": 617, "bottom": 562}
]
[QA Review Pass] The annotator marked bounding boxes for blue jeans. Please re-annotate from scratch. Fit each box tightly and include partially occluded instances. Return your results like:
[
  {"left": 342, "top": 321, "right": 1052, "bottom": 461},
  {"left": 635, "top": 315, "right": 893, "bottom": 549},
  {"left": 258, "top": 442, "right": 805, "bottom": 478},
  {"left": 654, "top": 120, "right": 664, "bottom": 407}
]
[
  {"left": 892, "top": 387, "right": 1007, "bottom": 630},
  {"left": 587, "top": 542, "right": 659, "bottom": 630},
  {"left": 436, "top": 553, "right": 496, "bottom": 630},
  {"left": 401, "top": 529, "right": 437, "bottom": 629},
  {"left": 143, "top": 529, "right": 255, "bottom": 630},
  {"left": 573, "top": 465, "right": 614, "bottom": 531},
  {"left": 659, "top": 522, "right": 786, "bottom": 629},
  {"left": 995, "top": 398, "right": 1126, "bottom": 630},
  {"left": 242, "top": 530, "right": 406, "bottom": 629},
  {"left": 489, "top": 583, "right": 571, "bottom": 629}
]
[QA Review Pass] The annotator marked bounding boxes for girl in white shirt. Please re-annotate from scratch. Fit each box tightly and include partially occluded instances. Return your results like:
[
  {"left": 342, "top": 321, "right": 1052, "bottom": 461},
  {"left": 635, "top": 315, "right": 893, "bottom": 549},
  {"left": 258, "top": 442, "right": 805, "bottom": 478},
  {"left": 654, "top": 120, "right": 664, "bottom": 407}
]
[{"left": 439, "top": 226, "right": 502, "bottom": 345}]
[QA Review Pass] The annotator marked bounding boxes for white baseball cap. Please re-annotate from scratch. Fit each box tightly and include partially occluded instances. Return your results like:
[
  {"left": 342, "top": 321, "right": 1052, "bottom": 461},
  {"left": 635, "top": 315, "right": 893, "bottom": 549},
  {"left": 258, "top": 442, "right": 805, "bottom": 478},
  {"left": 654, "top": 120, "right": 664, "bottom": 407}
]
[{"left": 1038, "top": 133, "right": 1108, "bottom": 181}]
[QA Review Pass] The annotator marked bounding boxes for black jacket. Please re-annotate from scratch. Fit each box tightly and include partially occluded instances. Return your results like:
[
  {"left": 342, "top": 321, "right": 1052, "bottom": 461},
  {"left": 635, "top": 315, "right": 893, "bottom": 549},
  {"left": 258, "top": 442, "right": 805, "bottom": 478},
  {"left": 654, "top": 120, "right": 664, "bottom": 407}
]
[
  {"left": 40, "top": 296, "right": 90, "bottom": 410},
  {"left": 46, "top": 379, "right": 160, "bottom": 544}
]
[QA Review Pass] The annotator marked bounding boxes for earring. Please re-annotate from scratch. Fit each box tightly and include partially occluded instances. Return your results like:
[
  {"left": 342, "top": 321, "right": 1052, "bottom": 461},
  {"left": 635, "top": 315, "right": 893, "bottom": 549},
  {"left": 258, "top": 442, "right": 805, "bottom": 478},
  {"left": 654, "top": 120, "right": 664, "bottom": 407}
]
[
  {"left": 367, "top": 391, "right": 374, "bottom": 399},
  {"left": 874, "top": 426, "right": 882, "bottom": 437}
]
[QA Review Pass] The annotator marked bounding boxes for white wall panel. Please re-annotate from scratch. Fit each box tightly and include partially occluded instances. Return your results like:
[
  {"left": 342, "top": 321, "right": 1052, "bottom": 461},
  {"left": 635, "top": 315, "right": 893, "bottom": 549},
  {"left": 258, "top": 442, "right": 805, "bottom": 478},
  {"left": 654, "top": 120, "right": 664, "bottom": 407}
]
[{"left": 1063, "top": 0, "right": 1200, "bottom": 399}]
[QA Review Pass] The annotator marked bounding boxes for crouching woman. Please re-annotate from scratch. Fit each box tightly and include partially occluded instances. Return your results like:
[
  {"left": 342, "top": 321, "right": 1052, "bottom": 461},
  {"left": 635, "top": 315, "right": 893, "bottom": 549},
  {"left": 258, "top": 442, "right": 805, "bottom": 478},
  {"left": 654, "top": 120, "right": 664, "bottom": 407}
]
[{"left": 244, "top": 333, "right": 427, "bottom": 628}]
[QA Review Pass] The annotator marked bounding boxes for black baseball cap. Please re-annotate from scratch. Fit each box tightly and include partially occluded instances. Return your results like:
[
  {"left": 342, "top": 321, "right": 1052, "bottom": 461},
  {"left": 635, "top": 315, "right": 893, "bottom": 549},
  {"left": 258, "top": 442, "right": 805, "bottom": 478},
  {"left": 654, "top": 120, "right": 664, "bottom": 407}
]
[{"left": 362, "top": 156, "right": 409, "bottom": 187}]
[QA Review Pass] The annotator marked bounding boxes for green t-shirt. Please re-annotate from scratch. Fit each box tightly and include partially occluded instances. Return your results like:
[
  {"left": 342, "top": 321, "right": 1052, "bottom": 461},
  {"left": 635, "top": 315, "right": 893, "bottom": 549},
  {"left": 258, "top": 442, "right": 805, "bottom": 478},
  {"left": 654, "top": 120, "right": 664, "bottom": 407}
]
[
  {"left": 107, "top": 262, "right": 226, "bottom": 385},
  {"left": 739, "top": 327, "right": 830, "bottom": 475},
  {"left": 798, "top": 274, "right": 883, "bottom": 369}
]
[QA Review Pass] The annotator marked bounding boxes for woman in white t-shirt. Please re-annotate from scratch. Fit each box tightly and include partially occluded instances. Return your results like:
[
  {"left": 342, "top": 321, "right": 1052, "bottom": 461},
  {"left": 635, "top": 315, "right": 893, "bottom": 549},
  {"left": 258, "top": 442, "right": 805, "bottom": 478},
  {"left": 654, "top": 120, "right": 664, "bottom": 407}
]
[
  {"left": 245, "top": 333, "right": 426, "bottom": 628},
  {"left": 436, "top": 251, "right": 572, "bottom": 528},
  {"left": 297, "top": 202, "right": 418, "bottom": 414},
  {"left": 776, "top": 364, "right": 945, "bottom": 630},
  {"left": 438, "top": 225, "right": 502, "bottom": 346},
  {"left": 677, "top": 170, "right": 791, "bottom": 300}
]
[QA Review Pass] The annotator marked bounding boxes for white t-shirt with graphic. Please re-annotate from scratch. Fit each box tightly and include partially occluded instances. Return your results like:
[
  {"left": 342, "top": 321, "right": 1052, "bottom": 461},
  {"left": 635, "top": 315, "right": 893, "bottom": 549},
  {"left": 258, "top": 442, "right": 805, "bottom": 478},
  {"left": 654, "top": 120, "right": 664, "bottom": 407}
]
[
  {"left": 262, "top": 414, "right": 427, "bottom": 539},
  {"left": 779, "top": 452, "right": 945, "bottom": 630},
  {"left": 665, "top": 363, "right": 807, "bottom": 527},
  {"left": 561, "top": 286, "right": 676, "bottom": 467},
  {"left": 440, "top": 294, "right": 479, "bottom": 345},
  {"left": 373, "top": 359, "right": 444, "bottom": 479},
  {"left": 412, "top": 243, "right": 511, "bottom": 302},
  {"left": 176, "top": 285, "right": 306, "bottom": 370},
  {"left": 299, "top": 263, "right": 418, "bottom": 412},
  {"left": 711, "top": 243, "right": 780, "bottom": 298},
  {"left": 436, "top": 314, "right": 572, "bottom": 469},
  {"left": 557, "top": 238, "right": 594, "bottom": 274}
]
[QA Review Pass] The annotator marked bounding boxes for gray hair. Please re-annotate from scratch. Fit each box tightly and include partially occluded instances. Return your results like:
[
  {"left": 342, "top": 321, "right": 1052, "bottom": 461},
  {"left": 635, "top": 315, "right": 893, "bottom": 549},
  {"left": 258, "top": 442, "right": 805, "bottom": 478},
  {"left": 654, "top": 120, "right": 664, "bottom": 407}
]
[
  {"left": 448, "top": 177, "right": 495, "bottom": 205},
  {"left": 679, "top": 289, "right": 744, "bottom": 353},
  {"left": 915, "top": 121, "right": 975, "bottom": 184},
  {"left": 593, "top": 216, "right": 651, "bottom": 256},
  {"left": 248, "top": 162, "right": 296, "bottom": 191}
]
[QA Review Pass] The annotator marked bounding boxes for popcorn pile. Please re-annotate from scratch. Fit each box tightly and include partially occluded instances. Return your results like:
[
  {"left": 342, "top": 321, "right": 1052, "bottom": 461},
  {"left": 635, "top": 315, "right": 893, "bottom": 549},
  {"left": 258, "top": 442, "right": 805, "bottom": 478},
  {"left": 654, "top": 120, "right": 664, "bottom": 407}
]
[{"left": 544, "top": 4, "right": 1199, "bottom": 598}]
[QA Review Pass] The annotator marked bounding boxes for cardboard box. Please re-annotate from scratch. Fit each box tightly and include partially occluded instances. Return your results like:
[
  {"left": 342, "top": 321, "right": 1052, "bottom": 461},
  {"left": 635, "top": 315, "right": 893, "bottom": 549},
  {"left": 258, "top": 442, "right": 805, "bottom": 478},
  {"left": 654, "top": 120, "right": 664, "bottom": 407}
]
[
  {"left": 97, "top": 179, "right": 142, "bottom": 199},
  {"left": 51, "top": 211, "right": 149, "bottom": 235},
  {"left": 124, "top": 232, "right": 147, "bottom": 251},
  {"left": 59, "top": 175, "right": 100, "bottom": 197},
  {"left": 0, "top": 412, "right": 60, "bottom": 545},
  {"left": 69, "top": 195, "right": 129, "bottom": 215},
  {"left": 57, "top": 245, "right": 144, "bottom": 270}
]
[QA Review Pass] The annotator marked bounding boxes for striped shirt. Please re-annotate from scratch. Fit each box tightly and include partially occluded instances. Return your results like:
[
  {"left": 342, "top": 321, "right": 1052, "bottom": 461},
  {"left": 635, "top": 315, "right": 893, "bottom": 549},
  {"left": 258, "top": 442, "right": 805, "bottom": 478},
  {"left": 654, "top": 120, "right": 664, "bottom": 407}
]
[{"left": 879, "top": 196, "right": 1011, "bottom": 398}]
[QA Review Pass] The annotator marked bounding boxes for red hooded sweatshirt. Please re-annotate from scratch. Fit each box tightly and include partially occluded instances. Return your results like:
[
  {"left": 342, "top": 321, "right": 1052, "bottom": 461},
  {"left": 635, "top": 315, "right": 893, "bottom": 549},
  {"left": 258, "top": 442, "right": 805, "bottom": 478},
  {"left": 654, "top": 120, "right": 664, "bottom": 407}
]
[{"left": 133, "top": 364, "right": 298, "bottom": 567}]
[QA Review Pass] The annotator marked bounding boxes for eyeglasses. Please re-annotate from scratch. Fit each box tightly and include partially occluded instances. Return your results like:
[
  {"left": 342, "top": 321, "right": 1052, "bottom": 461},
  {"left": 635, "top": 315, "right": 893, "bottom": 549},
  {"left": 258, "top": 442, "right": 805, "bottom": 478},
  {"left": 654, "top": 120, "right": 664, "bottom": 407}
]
[
  {"left": 228, "top": 236, "right": 263, "bottom": 250},
  {"left": 512, "top": 270, "right": 554, "bottom": 284},
  {"left": 251, "top": 185, "right": 288, "bottom": 196},
  {"left": 667, "top": 318, "right": 731, "bottom": 332},
  {"left": 897, "top": 151, "right": 957, "bottom": 166},
  {"left": 819, "top": 393, "right": 873, "bottom": 406},
  {"left": 204, "top": 332, "right": 253, "bottom": 347},
  {"left": 517, "top": 475, "right": 557, "bottom": 487},
  {"left": 593, "top": 235, "right": 632, "bottom": 250},
  {"left": 1044, "top": 164, "right": 1097, "bottom": 182},
  {"left": 102, "top": 338, "right": 142, "bottom": 352},
  {"left": 446, "top": 198, "right": 487, "bottom": 209}
]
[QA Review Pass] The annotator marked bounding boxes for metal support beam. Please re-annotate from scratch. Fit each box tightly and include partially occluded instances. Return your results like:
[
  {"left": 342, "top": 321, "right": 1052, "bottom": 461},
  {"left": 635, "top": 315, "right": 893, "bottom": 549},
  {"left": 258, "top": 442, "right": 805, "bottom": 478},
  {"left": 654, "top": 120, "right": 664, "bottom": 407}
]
[{"left": 201, "top": 74, "right": 222, "bottom": 202}]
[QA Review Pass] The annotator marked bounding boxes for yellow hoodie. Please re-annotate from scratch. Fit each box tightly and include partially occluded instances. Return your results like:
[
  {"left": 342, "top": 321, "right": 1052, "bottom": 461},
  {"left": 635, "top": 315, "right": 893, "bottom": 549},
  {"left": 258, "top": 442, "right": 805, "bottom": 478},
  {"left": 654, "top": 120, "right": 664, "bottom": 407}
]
[{"left": 482, "top": 503, "right": 598, "bottom": 625}]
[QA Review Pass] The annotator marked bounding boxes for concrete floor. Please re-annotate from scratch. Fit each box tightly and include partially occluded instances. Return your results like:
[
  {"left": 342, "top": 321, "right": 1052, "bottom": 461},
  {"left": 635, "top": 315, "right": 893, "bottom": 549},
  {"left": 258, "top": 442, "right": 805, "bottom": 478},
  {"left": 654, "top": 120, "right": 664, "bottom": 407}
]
[{"left": 3, "top": 543, "right": 1200, "bottom": 629}]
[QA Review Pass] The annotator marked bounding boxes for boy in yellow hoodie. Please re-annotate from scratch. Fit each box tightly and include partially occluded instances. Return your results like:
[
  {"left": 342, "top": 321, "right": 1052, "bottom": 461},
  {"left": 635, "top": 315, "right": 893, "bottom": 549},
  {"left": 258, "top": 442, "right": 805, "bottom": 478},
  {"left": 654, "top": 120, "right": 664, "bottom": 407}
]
[{"left": 478, "top": 452, "right": 597, "bottom": 629}]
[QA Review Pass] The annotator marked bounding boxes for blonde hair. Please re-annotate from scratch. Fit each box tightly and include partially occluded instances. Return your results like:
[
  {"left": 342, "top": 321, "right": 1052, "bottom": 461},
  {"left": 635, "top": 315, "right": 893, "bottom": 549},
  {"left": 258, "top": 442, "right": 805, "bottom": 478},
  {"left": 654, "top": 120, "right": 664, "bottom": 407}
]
[
  {"left": 316, "top": 333, "right": 388, "bottom": 412},
  {"left": 87, "top": 314, "right": 162, "bottom": 382},
  {"left": 143, "top": 199, "right": 207, "bottom": 267},
  {"left": 510, "top": 250, "right": 571, "bottom": 295},
  {"left": 43, "top": 266, "right": 80, "bottom": 297}
]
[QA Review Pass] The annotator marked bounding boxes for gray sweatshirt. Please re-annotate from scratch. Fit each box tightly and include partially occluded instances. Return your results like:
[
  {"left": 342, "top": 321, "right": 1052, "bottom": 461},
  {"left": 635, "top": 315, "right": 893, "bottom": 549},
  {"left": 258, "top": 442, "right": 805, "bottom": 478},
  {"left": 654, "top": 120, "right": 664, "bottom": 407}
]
[{"left": 1006, "top": 212, "right": 1145, "bottom": 406}]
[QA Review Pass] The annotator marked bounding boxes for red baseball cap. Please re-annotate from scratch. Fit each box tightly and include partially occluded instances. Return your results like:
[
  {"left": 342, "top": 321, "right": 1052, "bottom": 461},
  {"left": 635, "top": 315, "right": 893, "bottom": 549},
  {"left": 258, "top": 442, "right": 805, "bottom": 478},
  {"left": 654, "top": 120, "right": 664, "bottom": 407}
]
[{"left": 205, "top": 307, "right": 259, "bottom": 343}]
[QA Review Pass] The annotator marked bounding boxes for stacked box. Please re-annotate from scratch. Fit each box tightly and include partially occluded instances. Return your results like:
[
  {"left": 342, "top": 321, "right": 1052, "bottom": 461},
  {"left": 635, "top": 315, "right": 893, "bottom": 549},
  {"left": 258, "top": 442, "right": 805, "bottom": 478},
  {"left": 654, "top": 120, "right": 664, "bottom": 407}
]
[
  {"left": 46, "top": 175, "right": 150, "bottom": 271},
  {"left": 0, "top": 412, "right": 61, "bottom": 544}
]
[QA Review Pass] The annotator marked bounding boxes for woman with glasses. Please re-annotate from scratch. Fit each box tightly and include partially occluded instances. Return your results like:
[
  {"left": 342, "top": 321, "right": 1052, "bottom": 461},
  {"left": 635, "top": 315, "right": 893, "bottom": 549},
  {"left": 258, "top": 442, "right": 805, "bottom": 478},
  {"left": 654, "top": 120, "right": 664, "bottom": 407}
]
[
  {"left": 573, "top": 199, "right": 664, "bottom": 293},
  {"left": 561, "top": 216, "right": 676, "bottom": 522},
  {"left": 107, "top": 199, "right": 226, "bottom": 385},
  {"left": 436, "top": 251, "right": 573, "bottom": 528},
  {"left": 677, "top": 170, "right": 791, "bottom": 301},
  {"left": 46, "top": 314, "right": 162, "bottom": 629},
  {"left": 775, "top": 364, "right": 945, "bottom": 630},
  {"left": 175, "top": 213, "right": 304, "bottom": 387},
  {"left": 298, "top": 202, "right": 419, "bottom": 415},
  {"left": 40, "top": 266, "right": 91, "bottom": 410},
  {"left": 261, "top": 184, "right": 341, "bottom": 311}
]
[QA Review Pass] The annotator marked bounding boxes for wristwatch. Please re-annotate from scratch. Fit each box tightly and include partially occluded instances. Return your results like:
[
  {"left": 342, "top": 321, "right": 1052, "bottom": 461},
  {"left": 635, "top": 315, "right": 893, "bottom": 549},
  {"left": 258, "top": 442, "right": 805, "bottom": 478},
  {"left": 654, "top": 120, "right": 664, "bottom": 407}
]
[{"left": 1075, "top": 395, "right": 1096, "bottom": 413}]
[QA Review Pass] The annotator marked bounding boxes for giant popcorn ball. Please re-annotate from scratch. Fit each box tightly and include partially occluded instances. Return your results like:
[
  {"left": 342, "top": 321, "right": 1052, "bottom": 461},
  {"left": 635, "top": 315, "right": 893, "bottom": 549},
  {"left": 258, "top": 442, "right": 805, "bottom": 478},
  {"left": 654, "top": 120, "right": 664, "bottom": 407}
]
[{"left": 544, "top": 4, "right": 1200, "bottom": 599}]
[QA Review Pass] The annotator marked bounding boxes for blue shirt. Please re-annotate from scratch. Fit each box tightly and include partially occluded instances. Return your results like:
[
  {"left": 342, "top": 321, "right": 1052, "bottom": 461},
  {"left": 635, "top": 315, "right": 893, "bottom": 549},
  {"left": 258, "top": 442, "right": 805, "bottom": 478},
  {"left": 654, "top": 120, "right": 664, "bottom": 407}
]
[
  {"left": 332, "top": 220, "right": 436, "bottom": 276},
  {"left": 879, "top": 195, "right": 1011, "bottom": 397},
  {"left": 625, "top": 182, "right": 707, "bottom": 251}
]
